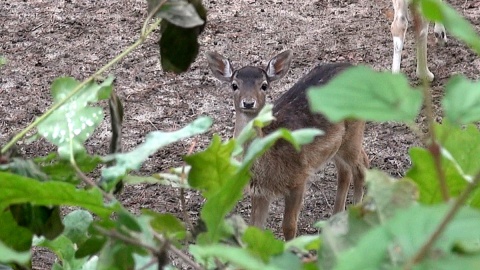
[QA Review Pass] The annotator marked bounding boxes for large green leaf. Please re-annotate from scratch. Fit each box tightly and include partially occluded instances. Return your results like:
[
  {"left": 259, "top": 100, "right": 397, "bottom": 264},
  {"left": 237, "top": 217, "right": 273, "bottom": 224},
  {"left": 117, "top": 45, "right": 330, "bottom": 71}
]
[
  {"left": 406, "top": 148, "right": 468, "bottom": 204},
  {"left": 38, "top": 76, "right": 114, "bottom": 159},
  {"left": 0, "top": 210, "right": 32, "bottom": 253},
  {"left": 336, "top": 204, "right": 480, "bottom": 269},
  {"left": 63, "top": 210, "right": 93, "bottom": 245},
  {"left": 307, "top": 66, "right": 423, "bottom": 122},
  {"left": 101, "top": 116, "right": 212, "bottom": 190},
  {"left": 419, "top": 0, "right": 480, "bottom": 54},
  {"left": 442, "top": 76, "right": 480, "bottom": 125},
  {"left": 0, "top": 172, "right": 113, "bottom": 218},
  {"left": 35, "top": 235, "right": 89, "bottom": 270},
  {"left": 143, "top": 210, "right": 186, "bottom": 240}
]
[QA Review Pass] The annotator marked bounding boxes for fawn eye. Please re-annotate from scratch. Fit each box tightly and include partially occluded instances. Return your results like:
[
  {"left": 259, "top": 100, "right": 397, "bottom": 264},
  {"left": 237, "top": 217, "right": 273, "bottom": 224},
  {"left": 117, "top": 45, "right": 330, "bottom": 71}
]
[
  {"left": 261, "top": 82, "right": 268, "bottom": 91},
  {"left": 231, "top": 82, "right": 238, "bottom": 91}
]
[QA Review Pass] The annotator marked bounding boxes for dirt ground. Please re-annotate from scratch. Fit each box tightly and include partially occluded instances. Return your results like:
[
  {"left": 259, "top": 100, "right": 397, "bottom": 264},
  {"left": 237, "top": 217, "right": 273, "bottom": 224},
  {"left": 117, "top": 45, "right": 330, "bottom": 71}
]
[{"left": 1, "top": 0, "right": 480, "bottom": 268}]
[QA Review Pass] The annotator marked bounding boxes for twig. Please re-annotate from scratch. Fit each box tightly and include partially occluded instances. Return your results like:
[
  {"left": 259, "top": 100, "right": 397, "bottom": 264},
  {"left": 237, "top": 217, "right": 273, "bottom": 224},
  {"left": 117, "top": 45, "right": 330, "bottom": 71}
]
[
  {"left": 94, "top": 225, "right": 159, "bottom": 254},
  {"left": 180, "top": 139, "right": 197, "bottom": 232},
  {"left": 412, "top": 6, "right": 449, "bottom": 202},
  {"left": 70, "top": 158, "right": 115, "bottom": 201},
  {"left": 153, "top": 231, "right": 204, "bottom": 270},
  {"left": 403, "top": 172, "right": 480, "bottom": 270},
  {"left": 141, "top": 0, "right": 168, "bottom": 37}
]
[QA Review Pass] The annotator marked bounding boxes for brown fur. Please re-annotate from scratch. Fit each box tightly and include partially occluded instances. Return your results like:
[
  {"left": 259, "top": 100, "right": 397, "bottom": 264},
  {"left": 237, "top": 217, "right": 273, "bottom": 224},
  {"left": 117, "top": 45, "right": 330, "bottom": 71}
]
[{"left": 206, "top": 50, "right": 369, "bottom": 240}]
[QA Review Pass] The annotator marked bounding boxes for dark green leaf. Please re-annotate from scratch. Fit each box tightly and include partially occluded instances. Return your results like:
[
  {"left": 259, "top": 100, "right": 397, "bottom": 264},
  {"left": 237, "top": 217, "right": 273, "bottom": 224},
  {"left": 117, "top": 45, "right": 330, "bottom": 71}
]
[
  {"left": 10, "top": 204, "right": 64, "bottom": 240},
  {"left": 143, "top": 210, "right": 186, "bottom": 240},
  {"left": 117, "top": 210, "right": 142, "bottom": 233},
  {"left": 0, "top": 172, "right": 113, "bottom": 218},
  {"left": 160, "top": 23, "right": 200, "bottom": 73},
  {"left": 0, "top": 210, "right": 32, "bottom": 252},
  {"left": 443, "top": 75, "right": 480, "bottom": 125},
  {"left": 75, "top": 235, "right": 107, "bottom": 259},
  {"left": 97, "top": 242, "right": 135, "bottom": 270},
  {"left": 307, "top": 66, "right": 423, "bottom": 122}
]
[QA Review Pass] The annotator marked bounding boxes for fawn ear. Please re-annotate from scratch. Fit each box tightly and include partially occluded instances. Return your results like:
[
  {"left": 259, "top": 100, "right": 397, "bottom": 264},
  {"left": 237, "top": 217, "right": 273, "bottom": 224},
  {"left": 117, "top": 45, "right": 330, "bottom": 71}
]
[
  {"left": 206, "top": 51, "right": 234, "bottom": 82},
  {"left": 266, "top": 50, "right": 292, "bottom": 81}
]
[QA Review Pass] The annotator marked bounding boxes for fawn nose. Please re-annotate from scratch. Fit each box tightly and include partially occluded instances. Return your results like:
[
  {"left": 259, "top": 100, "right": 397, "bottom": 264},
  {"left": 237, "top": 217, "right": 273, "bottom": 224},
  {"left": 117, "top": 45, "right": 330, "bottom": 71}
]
[{"left": 242, "top": 100, "right": 256, "bottom": 109}]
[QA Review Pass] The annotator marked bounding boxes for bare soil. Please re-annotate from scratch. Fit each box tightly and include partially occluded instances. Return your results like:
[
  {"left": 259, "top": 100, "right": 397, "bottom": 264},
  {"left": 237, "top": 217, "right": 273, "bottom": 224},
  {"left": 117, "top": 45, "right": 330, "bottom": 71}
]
[{"left": 1, "top": 0, "right": 479, "bottom": 268}]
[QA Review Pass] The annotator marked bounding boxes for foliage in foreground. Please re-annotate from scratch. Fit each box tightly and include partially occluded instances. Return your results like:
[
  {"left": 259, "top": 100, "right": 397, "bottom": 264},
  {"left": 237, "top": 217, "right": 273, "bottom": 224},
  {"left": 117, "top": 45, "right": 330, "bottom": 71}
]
[{"left": 1, "top": 0, "right": 480, "bottom": 269}]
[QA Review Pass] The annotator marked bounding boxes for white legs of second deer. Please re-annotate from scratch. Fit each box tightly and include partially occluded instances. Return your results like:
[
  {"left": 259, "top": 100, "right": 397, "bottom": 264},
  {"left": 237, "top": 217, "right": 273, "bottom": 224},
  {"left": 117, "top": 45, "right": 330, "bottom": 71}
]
[{"left": 391, "top": 0, "right": 447, "bottom": 81}]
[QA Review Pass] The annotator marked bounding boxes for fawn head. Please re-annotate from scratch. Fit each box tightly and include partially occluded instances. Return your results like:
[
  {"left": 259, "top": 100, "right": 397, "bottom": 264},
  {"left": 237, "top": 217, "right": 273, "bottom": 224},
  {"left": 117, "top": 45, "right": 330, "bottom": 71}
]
[{"left": 206, "top": 50, "right": 293, "bottom": 116}]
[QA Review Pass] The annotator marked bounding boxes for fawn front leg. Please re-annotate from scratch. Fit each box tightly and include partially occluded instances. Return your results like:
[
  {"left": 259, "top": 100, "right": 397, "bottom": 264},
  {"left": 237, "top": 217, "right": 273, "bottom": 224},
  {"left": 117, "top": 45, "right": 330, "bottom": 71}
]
[{"left": 283, "top": 183, "right": 306, "bottom": 240}]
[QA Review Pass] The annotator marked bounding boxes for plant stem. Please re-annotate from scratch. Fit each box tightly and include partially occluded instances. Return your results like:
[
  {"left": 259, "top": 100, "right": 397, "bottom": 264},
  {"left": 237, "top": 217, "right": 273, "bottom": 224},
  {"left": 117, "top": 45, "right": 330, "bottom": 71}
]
[
  {"left": 412, "top": 6, "right": 449, "bottom": 202},
  {"left": 142, "top": 0, "right": 168, "bottom": 36},
  {"left": 404, "top": 172, "right": 480, "bottom": 269},
  {"left": 94, "top": 225, "right": 159, "bottom": 254},
  {"left": 153, "top": 231, "right": 204, "bottom": 270},
  {"left": 1, "top": 18, "right": 162, "bottom": 154}
]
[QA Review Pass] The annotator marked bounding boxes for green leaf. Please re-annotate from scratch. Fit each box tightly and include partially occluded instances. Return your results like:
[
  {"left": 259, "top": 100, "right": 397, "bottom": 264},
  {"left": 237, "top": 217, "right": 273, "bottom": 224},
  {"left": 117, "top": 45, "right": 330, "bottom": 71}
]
[
  {"left": 189, "top": 244, "right": 279, "bottom": 270},
  {"left": 0, "top": 240, "right": 30, "bottom": 265},
  {"left": 63, "top": 210, "right": 93, "bottom": 245},
  {"left": 38, "top": 76, "right": 114, "bottom": 159},
  {"left": 116, "top": 210, "right": 142, "bottom": 233},
  {"left": 36, "top": 234, "right": 90, "bottom": 270},
  {"left": 442, "top": 75, "right": 480, "bottom": 125},
  {"left": 435, "top": 122, "right": 480, "bottom": 177},
  {"left": 0, "top": 210, "right": 33, "bottom": 253},
  {"left": 101, "top": 116, "right": 212, "bottom": 190},
  {"left": 38, "top": 153, "right": 103, "bottom": 184},
  {"left": 307, "top": 66, "right": 423, "bottom": 122},
  {"left": 143, "top": 210, "right": 186, "bottom": 240},
  {"left": 75, "top": 235, "right": 107, "bottom": 259},
  {"left": 10, "top": 204, "right": 64, "bottom": 240},
  {"left": 0, "top": 172, "right": 113, "bottom": 218},
  {"left": 406, "top": 148, "right": 468, "bottom": 204},
  {"left": 336, "top": 204, "right": 480, "bottom": 269},
  {"left": 149, "top": 0, "right": 204, "bottom": 28},
  {"left": 420, "top": 0, "right": 480, "bottom": 54},
  {"left": 186, "top": 136, "right": 237, "bottom": 198},
  {"left": 160, "top": 23, "right": 201, "bottom": 73},
  {"left": 242, "top": 227, "right": 284, "bottom": 262}
]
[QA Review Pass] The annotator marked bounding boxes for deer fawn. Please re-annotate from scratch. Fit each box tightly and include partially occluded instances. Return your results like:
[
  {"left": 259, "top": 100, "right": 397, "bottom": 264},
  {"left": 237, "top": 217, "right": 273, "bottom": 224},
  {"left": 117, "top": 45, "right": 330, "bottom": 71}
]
[
  {"left": 391, "top": 0, "right": 447, "bottom": 81},
  {"left": 206, "top": 50, "right": 369, "bottom": 240}
]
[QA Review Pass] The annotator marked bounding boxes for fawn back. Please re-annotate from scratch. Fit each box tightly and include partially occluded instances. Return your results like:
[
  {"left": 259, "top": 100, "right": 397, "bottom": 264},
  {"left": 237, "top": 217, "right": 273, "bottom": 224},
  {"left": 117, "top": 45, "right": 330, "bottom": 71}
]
[{"left": 206, "top": 50, "right": 369, "bottom": 240}]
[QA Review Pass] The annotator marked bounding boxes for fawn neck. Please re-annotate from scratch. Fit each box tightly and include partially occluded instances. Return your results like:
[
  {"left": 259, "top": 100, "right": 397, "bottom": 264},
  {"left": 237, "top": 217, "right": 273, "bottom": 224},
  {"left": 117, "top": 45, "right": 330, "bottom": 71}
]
[{"left": 234, "top": 111, "right": 258, "bottom": 138}]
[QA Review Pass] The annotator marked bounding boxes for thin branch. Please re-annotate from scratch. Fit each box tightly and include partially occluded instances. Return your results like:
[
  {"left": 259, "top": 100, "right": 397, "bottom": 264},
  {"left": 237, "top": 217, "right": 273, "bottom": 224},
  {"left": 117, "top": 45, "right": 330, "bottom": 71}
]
[
  {"left": 94, "top": 225, "right": 159, "bottom": 254},
  {"left": 404, "top": 172, "right": 480, "bottom": 270},
  {"left": 71, "top": 159, "right": 115, "bottom": 201},
  {"left": 141, "top": 0, "right": 168, "bottom": 36},
  {"left": 1, "top": 18, "right": 162, "bottom": 154},
  {"left": 180, "top": 139, "right": 197, "bottom": 232},
  {"left": 153, "top": 232, "right": 204, "bottom": 270}
]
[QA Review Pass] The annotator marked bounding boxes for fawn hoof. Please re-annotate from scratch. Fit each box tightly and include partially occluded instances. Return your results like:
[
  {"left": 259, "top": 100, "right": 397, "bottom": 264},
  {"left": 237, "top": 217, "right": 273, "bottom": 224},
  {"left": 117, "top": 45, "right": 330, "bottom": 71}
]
[
  {"left": 416, "top": 68, "right": 434, "bottom": 82},
  {"left": 434, "top": 24, "right": 447, "bottom": 45}
]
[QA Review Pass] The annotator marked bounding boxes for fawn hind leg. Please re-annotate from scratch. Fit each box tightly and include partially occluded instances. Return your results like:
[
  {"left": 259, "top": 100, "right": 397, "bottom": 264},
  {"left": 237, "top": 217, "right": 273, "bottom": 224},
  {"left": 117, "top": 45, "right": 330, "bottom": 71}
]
[{"left": 250, "top": 195, "right": 271, "bottom": 229}]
